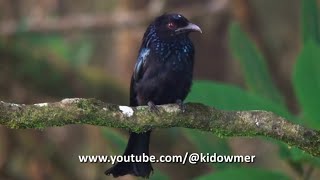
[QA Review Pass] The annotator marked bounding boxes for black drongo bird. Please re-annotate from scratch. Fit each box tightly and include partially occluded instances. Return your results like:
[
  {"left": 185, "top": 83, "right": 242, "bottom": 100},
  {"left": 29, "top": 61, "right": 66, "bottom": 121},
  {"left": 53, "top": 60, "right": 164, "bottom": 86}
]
[{"left": 105, "top": 13, "right": 201, "bottom": 178}]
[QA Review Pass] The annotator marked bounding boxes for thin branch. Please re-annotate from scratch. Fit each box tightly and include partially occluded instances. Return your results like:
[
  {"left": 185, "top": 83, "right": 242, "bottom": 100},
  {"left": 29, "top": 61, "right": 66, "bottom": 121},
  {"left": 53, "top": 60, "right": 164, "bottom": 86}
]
[{"left": 0, "top": 98, "right": 319, "bottom": 157}]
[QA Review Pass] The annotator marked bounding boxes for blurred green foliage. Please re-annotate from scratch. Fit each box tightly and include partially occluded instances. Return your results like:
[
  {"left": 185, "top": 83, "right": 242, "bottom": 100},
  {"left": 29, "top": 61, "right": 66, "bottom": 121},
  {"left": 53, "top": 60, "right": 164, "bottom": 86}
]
[
  {"left": 186, "top": 81, "right": 292, "bottom": 119},
  {"left": 0, "top": 34, "right": 127, "bottom": 103},
  {"left": 101, "top": 128, "right": 127, "bottom": 154},
  {"left": 195, "top": 168, "right": 291, "bottom": 180},
  {"left": 15, "top": 34, "right": 93, "bottom": 67},
  {"left": 229, "top": 23, "right": 284, "bottom": 105},
  {"left": 185, "top": 0, "right": 320, "bottom": 179},
  {"left": 293, "top": 41, "right": 320, "bottom": 128},
  {"left": 302, "top": 0, "right": 320, "bottom": 43},
  {"left": 183, "top": 129, "right": 235, "bottom": 170}
]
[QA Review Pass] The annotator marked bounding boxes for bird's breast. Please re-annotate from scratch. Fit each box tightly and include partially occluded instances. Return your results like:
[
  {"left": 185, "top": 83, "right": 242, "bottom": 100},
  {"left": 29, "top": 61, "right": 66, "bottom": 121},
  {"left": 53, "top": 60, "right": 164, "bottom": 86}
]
[
  {"left": 135, "top": 40, "right": 194, "bottom": 105},
  {"left": 135, "top": 55, "right": 193, "bottom": 104}
]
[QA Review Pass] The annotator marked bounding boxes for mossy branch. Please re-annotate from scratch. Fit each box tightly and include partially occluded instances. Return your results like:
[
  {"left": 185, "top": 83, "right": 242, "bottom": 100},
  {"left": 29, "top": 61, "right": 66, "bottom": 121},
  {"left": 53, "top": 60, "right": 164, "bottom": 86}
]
[{"left": 0, "top": 98, "right": 319, "bottom": 157}]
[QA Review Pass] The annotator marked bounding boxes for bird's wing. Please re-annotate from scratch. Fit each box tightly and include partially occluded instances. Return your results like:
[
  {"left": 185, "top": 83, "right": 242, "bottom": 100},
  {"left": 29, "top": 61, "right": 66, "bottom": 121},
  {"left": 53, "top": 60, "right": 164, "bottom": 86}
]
[
  {"left": 133, "top": 48, "right": 150, "bottom": 81},
  {"left": 130, "top": 47, "right": 151, "bottom": 106},
  {"left": 129, "top": 75, "right": 138, "bottom": 106}
]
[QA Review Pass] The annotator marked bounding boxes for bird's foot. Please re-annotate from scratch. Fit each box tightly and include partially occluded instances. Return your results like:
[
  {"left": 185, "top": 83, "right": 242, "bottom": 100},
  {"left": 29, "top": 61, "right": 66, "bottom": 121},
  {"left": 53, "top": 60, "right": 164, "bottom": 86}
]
[
  {"left": 176, "top": 99, "right": 186, "bottom": 112},
  {"left": 148, "top": 101, "right": 160, "bottom": 115}
]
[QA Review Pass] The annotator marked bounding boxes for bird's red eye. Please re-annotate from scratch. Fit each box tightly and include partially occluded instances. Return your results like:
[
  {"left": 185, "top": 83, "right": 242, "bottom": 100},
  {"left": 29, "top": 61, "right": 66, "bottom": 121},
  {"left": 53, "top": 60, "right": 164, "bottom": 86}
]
[{"left": 167, "top": 22, "right": 177, "bottom": 29}]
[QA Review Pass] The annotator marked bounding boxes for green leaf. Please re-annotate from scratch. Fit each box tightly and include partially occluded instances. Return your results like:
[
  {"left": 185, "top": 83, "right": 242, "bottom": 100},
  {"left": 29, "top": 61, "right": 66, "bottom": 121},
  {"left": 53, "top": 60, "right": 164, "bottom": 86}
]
[
  {"left": 150, "top": 171, "right": 170, "bottom": 180},
  {"left": 279, "top": 144, "right": 320, "bottom": 167},
  {"left": 195, "top": 168, "right": 291, "bottom": 180},
  {"left": 301, "top": 0, "right": 320, "bottom": 43},
  {"left": 186, "top": 81, "right": 293, "bottom": 120},
  {"left": 293, "top": 41, "right": 320, "bottom": 128},
  {"left": 183, "top": 129, "right": 235, "bottom": 169},
  {"left": 229, "top": 23, "right": 284, "bottom": 105}
]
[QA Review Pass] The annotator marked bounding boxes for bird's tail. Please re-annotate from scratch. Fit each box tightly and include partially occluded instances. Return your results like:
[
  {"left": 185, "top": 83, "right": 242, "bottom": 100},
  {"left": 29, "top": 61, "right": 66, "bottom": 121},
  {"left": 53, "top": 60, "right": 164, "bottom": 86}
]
[{"left": 105, "top": 131, "right": 153, "bottom": 178}]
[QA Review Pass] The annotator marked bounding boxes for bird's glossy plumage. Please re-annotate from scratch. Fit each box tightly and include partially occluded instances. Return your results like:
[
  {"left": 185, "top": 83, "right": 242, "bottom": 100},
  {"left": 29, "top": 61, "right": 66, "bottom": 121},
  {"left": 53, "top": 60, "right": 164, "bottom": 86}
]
[
  {"left": 134, "top": 14, "right": 196, "bottom": 105},
  {"left": 105, "top": 13, "right": 201, "bottom": 178}
]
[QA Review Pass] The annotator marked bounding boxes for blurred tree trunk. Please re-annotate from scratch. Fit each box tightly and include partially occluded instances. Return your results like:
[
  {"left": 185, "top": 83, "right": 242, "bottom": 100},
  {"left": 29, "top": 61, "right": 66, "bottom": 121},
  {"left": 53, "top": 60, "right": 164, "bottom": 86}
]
[{"left": 112, "top": 0, "right": 146, "bottom": 86}]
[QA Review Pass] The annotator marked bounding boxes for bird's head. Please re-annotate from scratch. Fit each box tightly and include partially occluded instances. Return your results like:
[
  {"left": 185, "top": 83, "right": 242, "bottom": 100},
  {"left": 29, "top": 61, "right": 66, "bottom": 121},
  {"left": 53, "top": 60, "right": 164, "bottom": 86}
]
[{"left": 150, "top": 13, "right": 202, "bottom": 40}]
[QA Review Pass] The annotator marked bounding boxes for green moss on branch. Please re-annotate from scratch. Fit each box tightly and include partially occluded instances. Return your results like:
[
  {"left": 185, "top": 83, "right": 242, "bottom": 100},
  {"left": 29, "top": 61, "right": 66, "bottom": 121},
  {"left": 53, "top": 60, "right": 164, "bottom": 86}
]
[{"left": 0, "top": 98, "right": 319, "bottom": 157}]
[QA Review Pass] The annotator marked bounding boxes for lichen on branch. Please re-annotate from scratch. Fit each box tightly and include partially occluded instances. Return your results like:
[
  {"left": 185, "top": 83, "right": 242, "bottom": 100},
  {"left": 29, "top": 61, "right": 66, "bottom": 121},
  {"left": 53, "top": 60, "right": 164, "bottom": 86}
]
[{"left": 0, "top": 98, "right": 319, "bottom": 157}]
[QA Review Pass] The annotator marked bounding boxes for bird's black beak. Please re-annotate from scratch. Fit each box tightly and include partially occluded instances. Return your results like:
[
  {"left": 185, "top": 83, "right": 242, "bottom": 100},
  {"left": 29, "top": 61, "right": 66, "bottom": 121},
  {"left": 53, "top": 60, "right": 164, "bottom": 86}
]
[{"left": 175, "top": 23, "right": 202, "bottom": 34}]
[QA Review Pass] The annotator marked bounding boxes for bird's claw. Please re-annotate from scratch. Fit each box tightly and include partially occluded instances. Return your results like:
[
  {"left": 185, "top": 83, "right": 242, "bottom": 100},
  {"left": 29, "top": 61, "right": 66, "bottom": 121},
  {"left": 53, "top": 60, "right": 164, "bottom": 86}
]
[
  {"left": 148, "top": 101, "right": 160, "bottom": 115},
  {"left": 176, "top": 99, "right": 186, "bottom": 112}
]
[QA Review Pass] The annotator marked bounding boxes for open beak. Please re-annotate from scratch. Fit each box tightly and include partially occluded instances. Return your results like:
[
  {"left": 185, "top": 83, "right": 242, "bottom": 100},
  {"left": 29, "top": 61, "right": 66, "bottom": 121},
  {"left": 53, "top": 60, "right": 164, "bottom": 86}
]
[{"left": 175, "top": 22, "right": 202, "bottom": 34}]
